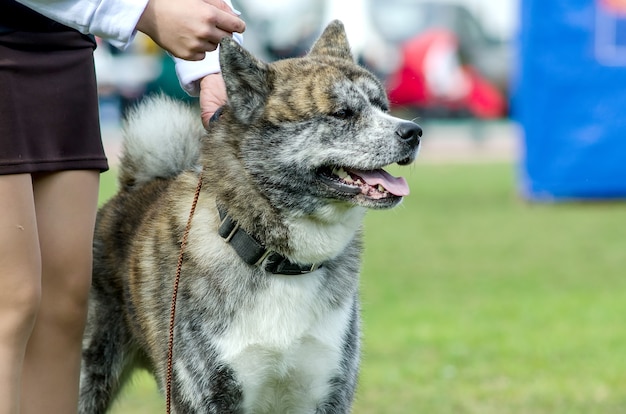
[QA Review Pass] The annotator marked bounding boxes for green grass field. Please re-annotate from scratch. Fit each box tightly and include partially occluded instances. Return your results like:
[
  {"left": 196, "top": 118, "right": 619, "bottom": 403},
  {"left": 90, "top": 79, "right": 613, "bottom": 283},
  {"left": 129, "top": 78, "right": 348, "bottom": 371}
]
[{"left": 99, "top": 162, "right": 626, "bottom": 413}]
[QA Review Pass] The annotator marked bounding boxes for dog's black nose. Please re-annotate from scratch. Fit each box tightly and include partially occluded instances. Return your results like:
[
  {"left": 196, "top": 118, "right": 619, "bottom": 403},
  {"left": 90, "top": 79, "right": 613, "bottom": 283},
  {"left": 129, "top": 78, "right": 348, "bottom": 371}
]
[{"left": 395, "top": 121, "right": 422, "bottom": 146}]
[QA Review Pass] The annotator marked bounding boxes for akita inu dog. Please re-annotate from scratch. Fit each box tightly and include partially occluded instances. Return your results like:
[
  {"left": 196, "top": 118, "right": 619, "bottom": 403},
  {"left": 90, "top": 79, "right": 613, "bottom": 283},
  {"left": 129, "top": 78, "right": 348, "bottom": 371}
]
[{"left": 79, "top": 20, "right": 421, "bottom": 413}]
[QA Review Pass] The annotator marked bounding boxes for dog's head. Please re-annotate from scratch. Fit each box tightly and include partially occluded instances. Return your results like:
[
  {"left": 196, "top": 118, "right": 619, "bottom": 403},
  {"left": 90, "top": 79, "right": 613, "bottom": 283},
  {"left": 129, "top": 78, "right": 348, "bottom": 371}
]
[{"left": 209, "top": 20, "right": 420, "bottom": 219}]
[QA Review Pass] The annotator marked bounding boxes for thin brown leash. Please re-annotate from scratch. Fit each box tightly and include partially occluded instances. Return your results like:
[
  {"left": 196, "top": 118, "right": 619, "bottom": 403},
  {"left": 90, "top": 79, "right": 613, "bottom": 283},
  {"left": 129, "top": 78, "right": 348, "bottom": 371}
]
[{"left": 166, "top": 172, "right": 203, "bottom": 414}]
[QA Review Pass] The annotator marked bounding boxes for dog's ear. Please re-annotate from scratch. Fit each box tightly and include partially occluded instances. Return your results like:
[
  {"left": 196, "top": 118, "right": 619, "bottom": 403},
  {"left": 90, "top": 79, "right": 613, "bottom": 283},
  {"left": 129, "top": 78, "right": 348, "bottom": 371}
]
[
  {"left": 308, "top": 20, "right": 353, "bottom": 61},
  {"left": 219, "top": 37, "right": 271, "bottom": 124}
]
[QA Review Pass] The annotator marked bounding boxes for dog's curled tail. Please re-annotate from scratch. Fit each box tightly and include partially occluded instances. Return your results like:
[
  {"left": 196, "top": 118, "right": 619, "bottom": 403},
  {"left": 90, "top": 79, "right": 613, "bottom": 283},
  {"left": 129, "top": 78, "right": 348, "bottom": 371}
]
[{"left": 118, "top": 94, "right": 205, "bottom": 187}]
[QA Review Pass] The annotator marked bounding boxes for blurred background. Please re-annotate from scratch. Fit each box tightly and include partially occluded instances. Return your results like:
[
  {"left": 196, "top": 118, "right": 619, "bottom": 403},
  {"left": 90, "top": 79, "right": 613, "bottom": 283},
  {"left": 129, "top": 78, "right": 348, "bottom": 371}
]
[
  {"left": 99, "top": 0, "right": 626, "bottom": 200},
  {"left": 99, "top": 2, "right": 626, "bottom": 412},
  {"left": 98, "top": 0, "right": 518, "bottom": 168},
  {"left": 97, "top": 0, "right": 516, "bottom": 122}
]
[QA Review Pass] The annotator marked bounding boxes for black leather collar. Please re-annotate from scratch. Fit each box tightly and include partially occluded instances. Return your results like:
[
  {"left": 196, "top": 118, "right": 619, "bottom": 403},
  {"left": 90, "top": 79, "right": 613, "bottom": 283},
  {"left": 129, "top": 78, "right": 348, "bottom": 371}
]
[{"left": 217, "top": 206, "right": 321, "bottom": 275}]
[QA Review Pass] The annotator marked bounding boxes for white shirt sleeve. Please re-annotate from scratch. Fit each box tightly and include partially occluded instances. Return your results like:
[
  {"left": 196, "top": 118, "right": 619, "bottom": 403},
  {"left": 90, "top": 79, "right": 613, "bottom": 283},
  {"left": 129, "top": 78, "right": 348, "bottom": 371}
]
[{"left": 15, "top": 0, "right": 148, "bottom": 49}]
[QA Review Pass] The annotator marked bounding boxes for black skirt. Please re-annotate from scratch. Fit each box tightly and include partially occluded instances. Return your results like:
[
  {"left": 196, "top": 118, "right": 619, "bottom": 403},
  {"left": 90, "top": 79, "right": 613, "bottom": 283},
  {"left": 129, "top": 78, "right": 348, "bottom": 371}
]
[{"left": 0, "top": 17, "right": 108, "bottom": 174}]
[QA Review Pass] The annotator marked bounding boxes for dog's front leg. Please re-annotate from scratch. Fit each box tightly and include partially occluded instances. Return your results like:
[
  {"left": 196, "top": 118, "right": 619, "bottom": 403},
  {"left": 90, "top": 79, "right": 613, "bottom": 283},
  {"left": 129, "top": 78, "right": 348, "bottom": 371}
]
[
  {"left": 168, "top": 345, "right": 244, "bottom": 414},
  {"left": 316, "top": 299, "right": 361, "bottom": 414}
]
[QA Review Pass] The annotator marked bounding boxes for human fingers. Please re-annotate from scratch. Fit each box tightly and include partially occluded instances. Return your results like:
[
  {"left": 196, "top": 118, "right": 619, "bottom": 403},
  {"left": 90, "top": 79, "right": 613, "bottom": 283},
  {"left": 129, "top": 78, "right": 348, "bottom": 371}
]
[
  {"left": 200, "top": 74, "right": 228, "bottom": 128},
  {"left": 202, "top": 0, "right": 241, "bottom": 16},
  {"left": 166, "top": 23, "right": 229, "bottom": 59},
  {"left": 136, "top": 0, "right": 244, "bottom": 60},
  {"left": 206, "top": 6, "right": 246, "bottom": 35}
]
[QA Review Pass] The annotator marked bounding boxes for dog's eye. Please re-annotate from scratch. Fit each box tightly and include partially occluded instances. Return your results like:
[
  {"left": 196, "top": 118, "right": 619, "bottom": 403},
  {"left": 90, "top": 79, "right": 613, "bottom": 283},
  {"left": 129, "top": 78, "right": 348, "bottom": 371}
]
[
  {"left": 368, "top": 99, "right": 389, "bottom": 113},
  {"left": 332, "top": 108, "right": 355, "bottom": 120}
]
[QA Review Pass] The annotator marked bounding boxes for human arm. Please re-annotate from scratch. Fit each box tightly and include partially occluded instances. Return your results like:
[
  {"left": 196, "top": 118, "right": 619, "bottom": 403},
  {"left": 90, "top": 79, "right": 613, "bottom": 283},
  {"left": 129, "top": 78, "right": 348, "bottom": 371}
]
[
  {"left": 15, "top": 0, "right": 244, "bottom": 56},
  {"left": 16, "top": 0, "right": 242, "bottom": 125},
  {"left": 169, "top": 1, "right": 243, "bottom": 126}
]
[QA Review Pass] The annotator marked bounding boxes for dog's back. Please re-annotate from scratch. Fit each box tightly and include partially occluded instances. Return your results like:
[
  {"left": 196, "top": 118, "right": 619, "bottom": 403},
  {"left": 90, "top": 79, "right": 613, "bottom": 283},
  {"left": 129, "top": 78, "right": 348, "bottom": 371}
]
[{"left": 80, "top": 20, "right": 420, "bottom": 413}]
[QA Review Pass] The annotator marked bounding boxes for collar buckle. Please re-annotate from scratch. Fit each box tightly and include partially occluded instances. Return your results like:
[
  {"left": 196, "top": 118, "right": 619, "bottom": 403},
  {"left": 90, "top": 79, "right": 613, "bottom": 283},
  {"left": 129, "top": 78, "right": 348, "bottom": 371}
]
[
  {"left": 219, "top": 214, "right": 240, "bottom": 243},
  {"left": 253, "top": 249, "right": 272, "bottom": 267}
]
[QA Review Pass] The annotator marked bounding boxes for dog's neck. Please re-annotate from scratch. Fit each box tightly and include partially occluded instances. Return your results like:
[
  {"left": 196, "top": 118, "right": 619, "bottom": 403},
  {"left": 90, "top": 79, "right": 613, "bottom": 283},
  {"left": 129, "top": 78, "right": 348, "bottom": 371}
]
[
  {"left": 201, "top": 110, "right": 292, "bottom": 253},
  {"left": 216, "top": 205, "right": 322, "bottom": 275}
]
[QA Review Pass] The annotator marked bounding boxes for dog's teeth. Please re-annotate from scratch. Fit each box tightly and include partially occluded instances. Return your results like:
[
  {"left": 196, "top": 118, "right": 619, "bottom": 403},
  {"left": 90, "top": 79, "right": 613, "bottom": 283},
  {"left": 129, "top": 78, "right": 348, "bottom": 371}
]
[
  {"left": 335, "top": 167, "right": 348, "bottom": 178},
  {"left": 377, "top": 184, "right": 385, "bottom": 192},
  {"left": 333, "top": 167, "right": 355, "bottom": 184}
]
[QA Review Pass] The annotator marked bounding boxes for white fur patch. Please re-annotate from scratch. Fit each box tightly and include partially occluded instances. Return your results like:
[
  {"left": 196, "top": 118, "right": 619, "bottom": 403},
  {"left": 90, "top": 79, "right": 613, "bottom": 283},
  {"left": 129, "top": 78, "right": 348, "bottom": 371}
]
[
  {"left": 213, "top": 274, "right": 353, "bottom": 413},
  {"left": 285, "top": 205, "right": 366, "bottom": 264}
]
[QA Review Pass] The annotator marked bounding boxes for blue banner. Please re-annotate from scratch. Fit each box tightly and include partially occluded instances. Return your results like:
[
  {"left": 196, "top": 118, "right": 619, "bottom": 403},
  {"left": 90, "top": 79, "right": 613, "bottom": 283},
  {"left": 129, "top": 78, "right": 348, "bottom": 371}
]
[{"left": 513, "top": 0, "right": 626, "bottom": 200}]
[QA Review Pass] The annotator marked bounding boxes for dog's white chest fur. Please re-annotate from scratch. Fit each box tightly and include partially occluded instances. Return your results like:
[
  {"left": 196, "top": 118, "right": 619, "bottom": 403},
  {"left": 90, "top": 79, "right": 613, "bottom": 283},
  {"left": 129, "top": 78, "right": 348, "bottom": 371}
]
[{"left": 213, "top": 274, "right": 352, "bottom": 412}]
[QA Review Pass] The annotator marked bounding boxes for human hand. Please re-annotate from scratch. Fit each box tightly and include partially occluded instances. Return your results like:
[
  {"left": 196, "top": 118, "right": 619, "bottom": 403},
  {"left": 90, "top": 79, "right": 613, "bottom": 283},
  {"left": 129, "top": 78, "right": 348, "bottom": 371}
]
[
  {"left": 200, "top": 73, "right": 228, "bottom": 128},
  {"left": 136, "top": 0, "right": 245, "bottom": 60}
]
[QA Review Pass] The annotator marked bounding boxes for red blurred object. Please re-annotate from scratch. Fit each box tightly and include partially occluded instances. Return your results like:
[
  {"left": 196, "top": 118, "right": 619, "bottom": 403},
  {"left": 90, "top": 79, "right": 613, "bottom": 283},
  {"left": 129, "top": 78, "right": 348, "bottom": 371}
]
[
  {"left": 386, "top": 29, "right": 506, "bottom": 119},
  {"left": 600, "top": 0, "right": 626, "bottom": 14}
]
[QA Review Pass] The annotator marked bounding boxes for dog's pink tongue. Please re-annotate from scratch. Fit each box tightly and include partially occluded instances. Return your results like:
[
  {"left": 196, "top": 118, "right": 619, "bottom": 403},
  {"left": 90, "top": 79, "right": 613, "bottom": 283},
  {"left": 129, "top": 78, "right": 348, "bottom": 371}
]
[{"left": 351, "top": 169, "right": 410, "bottom": 196}]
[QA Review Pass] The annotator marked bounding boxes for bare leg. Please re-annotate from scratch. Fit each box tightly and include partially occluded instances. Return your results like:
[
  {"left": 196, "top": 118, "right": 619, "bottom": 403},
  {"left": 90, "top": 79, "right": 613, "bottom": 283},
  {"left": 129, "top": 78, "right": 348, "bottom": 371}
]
[
  {"left": 21, "top": 170, "right": 99, "bottom": 414},
  {"left": 0, "top": 174, "right": 42, "bottom": 414}
]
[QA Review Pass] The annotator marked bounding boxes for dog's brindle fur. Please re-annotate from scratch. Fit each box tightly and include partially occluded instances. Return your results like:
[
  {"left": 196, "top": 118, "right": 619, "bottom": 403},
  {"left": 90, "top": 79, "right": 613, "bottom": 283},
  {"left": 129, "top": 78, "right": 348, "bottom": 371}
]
[{"left": 79, "top": 21, "right": 421, "bottom": 413}]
